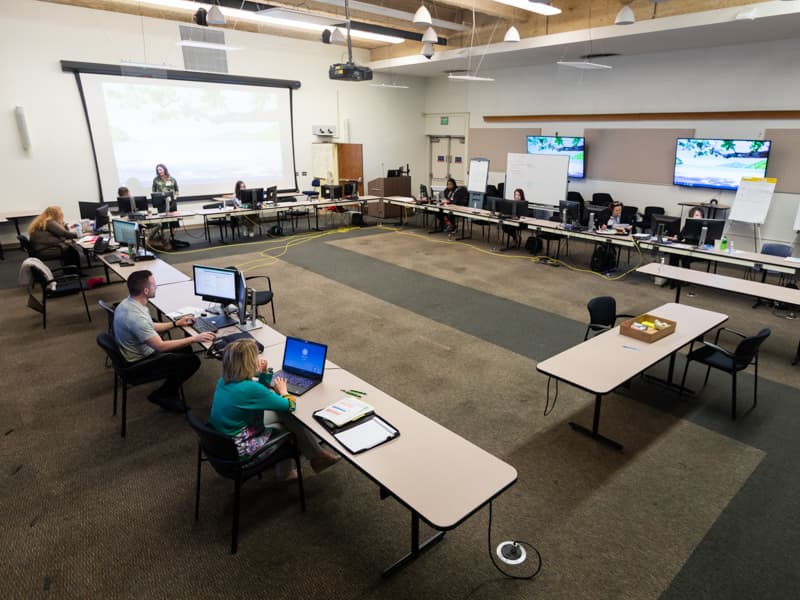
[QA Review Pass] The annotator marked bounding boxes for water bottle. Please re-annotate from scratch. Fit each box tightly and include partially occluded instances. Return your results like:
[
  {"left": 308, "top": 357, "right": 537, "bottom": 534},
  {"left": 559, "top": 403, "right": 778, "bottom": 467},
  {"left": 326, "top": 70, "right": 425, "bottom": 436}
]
[
  {"left": 720, "top": 235, "right": 728, "bottom": 251},
  {"left": 562, "top": 209, "right": 567, "bottom": 226},
  {"left": 75, "top": 222, "right": 82, "bottom": 238},
  {"left": 728, "top": 239, "right": 734, "bottom": 254},
  {"left": 658, "top": 257, "right": 664, "bottom": 274}
]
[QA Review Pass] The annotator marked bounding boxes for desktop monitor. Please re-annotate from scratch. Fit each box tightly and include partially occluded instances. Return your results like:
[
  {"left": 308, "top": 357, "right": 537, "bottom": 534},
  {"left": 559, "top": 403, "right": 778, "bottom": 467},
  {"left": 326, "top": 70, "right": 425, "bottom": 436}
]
[
  {"left": 111, "top": 219, "right": 138, "bottom": 247},
  {"left": 494, "top": 199, "right": 526, "bottom": 219},
  {"left": 558, "top": 200, "right": 581, "bottom": 223},
  {"left": 387, "top": 169, "right": 401, "bottom": 178},
  {"left": 78, "top": 201, "right": 100, "bottom": 220},
  {"left": 95, "top": 204, "right": 110, "bottom": 231},
  {"left": 681, "top": 218, "right": 726, "bottom": 245},
  {"left": 651, "top": 214, "right": 681, "bottom": 238},
  {"left": 486, "top": 195, "right": 503, "bottom": 213},
  {"left": 193, "top": 265, "right": 238, "bottom": 306},
  {"left": 241, "top": 188, "right": 264, "bottom": 207},
  {"left": 151, "top": 192, "right": 176, "bottom": 213},
  {"left": 265, "top": 186, "right": 278, "bottom": 204},
  {"left": 468, "top": 193, "right": 484, "bottom": 210},
  {"left": 236, "top": 270, "right": 248, "bottom": 325},
  {"left": 116, "top": 196, "right": 147, "bottom": 215}
]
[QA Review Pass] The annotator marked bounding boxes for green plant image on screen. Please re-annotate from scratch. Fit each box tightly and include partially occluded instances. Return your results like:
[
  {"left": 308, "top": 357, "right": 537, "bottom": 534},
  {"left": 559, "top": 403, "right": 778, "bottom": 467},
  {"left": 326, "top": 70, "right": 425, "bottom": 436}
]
[
  {"left": 526, "top": 136, "right": 585, "bottom": 178},
  {"left": 673, "top": 138, "right": 771, "bottom": 191}
]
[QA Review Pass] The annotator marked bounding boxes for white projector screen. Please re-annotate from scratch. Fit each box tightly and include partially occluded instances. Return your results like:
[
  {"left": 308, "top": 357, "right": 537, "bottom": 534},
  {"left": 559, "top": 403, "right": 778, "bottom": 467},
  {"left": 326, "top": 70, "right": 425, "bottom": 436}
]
[{"left": 79, "top": 72, "right": 298, "bottom": 202}]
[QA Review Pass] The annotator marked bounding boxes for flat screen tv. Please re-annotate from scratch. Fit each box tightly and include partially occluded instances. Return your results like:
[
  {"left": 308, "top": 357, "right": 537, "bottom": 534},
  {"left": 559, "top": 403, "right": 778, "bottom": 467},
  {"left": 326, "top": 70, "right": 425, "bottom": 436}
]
[
  {"left": 673, "top": 138, "right": 771, "bottom": 191},
  {"left": 526, "top": 135, "right": 585, "bottom": 179}
]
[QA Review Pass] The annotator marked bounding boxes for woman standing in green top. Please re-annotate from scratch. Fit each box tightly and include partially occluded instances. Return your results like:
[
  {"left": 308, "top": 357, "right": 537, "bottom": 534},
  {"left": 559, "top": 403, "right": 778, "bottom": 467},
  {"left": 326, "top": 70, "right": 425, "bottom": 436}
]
[
  {"left": 209, "top": 339, "right": 338, "bottom": 477},
  {"left": 152, "top": 163, "right": 179, "bottom": 196}
]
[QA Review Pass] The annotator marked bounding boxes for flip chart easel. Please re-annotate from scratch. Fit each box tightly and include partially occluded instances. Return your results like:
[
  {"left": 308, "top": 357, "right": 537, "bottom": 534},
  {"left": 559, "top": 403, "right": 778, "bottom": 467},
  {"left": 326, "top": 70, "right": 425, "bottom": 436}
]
[{"left": 727, "top": 177, "right": 776, "bottom": 250}]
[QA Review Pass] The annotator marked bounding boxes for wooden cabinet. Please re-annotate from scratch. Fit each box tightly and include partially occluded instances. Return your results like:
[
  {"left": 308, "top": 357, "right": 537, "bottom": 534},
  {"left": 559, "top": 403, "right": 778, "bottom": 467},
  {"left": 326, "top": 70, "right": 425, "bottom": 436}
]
[{"left": 311, "top": 143, "right": 364, "bottom": 195}]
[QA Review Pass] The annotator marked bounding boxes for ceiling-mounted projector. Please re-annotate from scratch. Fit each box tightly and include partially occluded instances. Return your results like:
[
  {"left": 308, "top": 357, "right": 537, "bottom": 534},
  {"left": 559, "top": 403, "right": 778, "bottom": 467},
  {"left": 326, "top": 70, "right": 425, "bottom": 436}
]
[
  {"left": 329, "top": 62, "right": 373, "bottom": 81},
  {"left": 328, "top": 0, "right": 371, "bottom": 82}
]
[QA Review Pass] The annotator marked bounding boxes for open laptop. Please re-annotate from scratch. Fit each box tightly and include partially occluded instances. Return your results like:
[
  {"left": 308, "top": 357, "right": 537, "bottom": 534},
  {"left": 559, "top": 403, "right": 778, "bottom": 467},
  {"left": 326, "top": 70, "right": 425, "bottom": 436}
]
[{"left": 273, "top": 336, "right": 328, "bottom": 396}]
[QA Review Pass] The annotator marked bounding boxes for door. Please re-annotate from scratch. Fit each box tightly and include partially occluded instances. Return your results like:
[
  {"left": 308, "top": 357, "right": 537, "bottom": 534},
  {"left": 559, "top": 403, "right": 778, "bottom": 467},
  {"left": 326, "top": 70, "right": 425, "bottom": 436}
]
[{"left": 429, "top": 136, "right": 466, "bottom": 192}]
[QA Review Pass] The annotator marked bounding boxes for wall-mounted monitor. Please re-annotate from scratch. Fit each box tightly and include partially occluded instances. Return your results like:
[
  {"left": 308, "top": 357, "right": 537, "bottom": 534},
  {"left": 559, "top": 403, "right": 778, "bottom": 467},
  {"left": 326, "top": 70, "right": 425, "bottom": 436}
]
[
  {"left": 526, "top": 135, "right": 585, "bottom": 179},
  {"left": 673, "top": 138, "right": 771, "bottom": 191}
]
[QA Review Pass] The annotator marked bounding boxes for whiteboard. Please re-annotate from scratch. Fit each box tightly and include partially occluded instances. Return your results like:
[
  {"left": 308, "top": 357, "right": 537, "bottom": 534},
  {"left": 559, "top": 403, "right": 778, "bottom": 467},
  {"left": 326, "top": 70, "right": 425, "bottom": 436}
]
[
  {"left": 504, "top": 153, "right": 569, "bottom": 206},
  {"left": 468, "top": 158, "right": 490, "bottom": 192},
  {"left": 728, "top": 177, "right": 776, "bottom": 225}
]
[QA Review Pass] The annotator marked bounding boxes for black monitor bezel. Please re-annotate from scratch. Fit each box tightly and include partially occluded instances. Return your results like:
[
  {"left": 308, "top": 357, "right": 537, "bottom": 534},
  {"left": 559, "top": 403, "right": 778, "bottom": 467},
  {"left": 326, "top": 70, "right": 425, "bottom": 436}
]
[
  {"left": 192, "top": 264, "right": 239, "bottom": 306},
  {"left": 652, "top": 214, "right": 682, "bottom": 237},
  {"left": 681, "top": 218, "right": 726, "bottom": 244}
]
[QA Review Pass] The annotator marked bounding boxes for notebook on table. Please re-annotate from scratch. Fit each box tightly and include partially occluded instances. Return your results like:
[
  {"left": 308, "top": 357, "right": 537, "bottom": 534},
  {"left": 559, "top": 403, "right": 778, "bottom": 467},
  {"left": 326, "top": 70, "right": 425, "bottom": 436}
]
[{"left": 274, "top": 336, "right": 328, "bottom": 396}]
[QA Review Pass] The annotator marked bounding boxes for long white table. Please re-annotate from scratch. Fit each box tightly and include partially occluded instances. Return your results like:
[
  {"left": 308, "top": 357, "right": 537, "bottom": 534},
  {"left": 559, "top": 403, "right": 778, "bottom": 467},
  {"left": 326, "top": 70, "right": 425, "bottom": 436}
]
[{"left": 537, "top": 302, "right": 729, "bottom": 450}]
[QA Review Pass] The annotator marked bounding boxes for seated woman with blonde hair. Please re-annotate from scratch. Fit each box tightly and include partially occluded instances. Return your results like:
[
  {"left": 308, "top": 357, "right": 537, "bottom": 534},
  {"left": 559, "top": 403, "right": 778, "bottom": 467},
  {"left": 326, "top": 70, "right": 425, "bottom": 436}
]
[
  {"left": 27, "top": 205, "right": 81, "bottom": 268},
  {"left": 209, "top": 338, "right": 339, "bottom": 477}
]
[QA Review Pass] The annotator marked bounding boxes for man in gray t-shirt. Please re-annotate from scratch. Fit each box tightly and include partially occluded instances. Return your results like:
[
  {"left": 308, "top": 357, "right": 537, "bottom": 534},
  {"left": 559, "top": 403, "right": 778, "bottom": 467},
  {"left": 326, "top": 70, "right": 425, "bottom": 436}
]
[{"left": 113, "top": 269, "right": 215, "bottom": 410}]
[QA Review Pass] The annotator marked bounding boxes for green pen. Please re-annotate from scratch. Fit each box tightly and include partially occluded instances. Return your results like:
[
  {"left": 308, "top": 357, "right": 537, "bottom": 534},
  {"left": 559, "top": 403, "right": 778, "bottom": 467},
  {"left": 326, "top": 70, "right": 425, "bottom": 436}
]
[{"left": 341, "top": 389, "right": 366, "bottom": 397}]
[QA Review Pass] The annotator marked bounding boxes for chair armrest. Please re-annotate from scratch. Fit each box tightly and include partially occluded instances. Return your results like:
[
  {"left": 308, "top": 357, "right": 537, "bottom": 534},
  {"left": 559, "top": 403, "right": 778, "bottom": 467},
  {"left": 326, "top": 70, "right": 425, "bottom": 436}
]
[
  {"left": 245, "top": 275, "right": 273, "bottom": 291},
  {"left": 588, "top": 323, "right": 612, "bottom": 332},
  {"left": 247, "top": 430, "right": 293, "bottom": 462},
  {"left": 701, "top": 341, "right": 735, "bottom": 358},
  {"left": 715, "top": 327, "right": 746, "bottom": 344},
  {"left": 52, "top": 265, "right": 80, "bottom": 277}
]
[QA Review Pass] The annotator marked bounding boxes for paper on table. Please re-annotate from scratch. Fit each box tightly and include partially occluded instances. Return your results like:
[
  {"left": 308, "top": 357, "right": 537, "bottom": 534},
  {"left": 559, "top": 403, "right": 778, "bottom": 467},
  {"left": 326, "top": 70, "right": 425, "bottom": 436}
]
[
  {"left": 334, "top": 417, "right": 397, "bottom": 453},
  {"left": 167, "top": 306, "right": 202, "bottom": 320}
]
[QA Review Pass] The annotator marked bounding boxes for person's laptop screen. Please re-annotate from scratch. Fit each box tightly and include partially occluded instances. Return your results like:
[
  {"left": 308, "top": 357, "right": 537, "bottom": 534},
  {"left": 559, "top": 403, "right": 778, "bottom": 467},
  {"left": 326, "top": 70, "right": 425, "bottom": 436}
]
[{"left": 282, "top": 337, "right": 327, "bottom": 378}]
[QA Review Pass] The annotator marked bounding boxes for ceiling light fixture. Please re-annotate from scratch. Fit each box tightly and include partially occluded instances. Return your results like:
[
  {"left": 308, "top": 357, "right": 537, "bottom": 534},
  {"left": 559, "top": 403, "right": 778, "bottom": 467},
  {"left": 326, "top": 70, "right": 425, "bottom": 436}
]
[
  {"left": 421, "top": 26, "right": 439, "bottom": 43},
  {"left": 413, "top": 4, "right": 433, "bottom": 26},
  {"left": 329, "top": 27, "right": 347, "bottom": 44},
  {"left": 368, "top": 82, "right": 410, "bottom": 89},
  {"left": 493, "top": 1, "right": 562, "bottom": 17},
  {"left": 177, "top": 40, "right": 240, "bottom": 50},
  {"left": 615, "top": 3, "right": 635, "bottom": 25},
  {"left": 447, "top": 73, "right": 496, "bottom": 81},
  {"left": 556, "top": 60, "right": 613, "bottom": 70},
  {"left": 503, "top": 25, "right": 520, "bottom": 42},
  {"left": 314, "top": 0, "right": 468, "bottom": 32}
]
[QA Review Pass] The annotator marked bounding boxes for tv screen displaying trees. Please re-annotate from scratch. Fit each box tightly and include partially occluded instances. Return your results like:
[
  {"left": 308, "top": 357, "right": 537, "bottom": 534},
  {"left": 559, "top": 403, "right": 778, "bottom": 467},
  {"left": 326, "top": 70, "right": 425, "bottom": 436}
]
[
  {"left": 526, "top": 135, "right": 585, "bottom": 179},
  {"left": 673, "top": 138, "right": 771, "bottom": 191}
]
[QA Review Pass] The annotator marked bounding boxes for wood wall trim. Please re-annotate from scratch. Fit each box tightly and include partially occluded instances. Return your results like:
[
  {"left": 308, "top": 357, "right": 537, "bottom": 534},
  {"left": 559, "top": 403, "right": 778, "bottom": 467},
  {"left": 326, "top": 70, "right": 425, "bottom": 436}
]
[{"left": 484, "top": 111, "right": 800, "bottom": 123}]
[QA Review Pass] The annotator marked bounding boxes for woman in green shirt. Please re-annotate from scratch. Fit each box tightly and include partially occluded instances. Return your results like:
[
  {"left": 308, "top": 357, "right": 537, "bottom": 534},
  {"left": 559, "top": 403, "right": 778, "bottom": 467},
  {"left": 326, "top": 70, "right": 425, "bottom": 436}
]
[
  {"left": 209, "top": 339, "right": 338, "bottom": 476},
  {"left": 152, "top": 163, "right": 178, "bottom": 195}
]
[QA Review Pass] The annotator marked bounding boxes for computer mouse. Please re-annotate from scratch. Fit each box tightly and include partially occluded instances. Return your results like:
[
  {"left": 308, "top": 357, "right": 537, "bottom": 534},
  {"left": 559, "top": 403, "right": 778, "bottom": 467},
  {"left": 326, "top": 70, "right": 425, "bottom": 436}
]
[{"left": 200, "top": 312, "right": 207, "bottom": 317}]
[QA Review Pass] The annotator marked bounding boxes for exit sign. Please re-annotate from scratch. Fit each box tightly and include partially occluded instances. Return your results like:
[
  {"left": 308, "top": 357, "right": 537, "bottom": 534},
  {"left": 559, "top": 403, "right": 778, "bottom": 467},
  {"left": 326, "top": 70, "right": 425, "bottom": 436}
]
[{"left": 440, "top": 116, "right": 449, "bottom": 125}]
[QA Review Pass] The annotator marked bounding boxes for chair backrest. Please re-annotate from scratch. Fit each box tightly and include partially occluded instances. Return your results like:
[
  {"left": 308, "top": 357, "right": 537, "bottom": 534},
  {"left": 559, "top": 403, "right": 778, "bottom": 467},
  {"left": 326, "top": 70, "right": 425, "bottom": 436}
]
[
  {"left": 203, "top": 202, "right": 223, "bottom": 210},
  {"left": 98, "top": 300, "right": 117, "bottom": 334},
  {"left": 311, "top": 178, "right": 320, "bottom": 187},
  {"left": 419, "top": 184, "right": 429, "bottom": 199},
  {"left": 587, "top": 296, "right": 617, "bottom": 329},
  {"left": 643, "top": 206, "right": 665, "bottom": 222},
  {"left": 592, "top": 193, "right": 614, "bottom": 207},
  {"left": 734, "top": 328, "right": 771, "bottom": 366},
  {"left": 760, "top": 243, "right": 792, "bottom": 258},
  {"left": 96, "top": 332, "right": 130, "bottom": 371},
  {"left": 17, "top": 234, "right": 34, "bottom": 257},
  {"left": 567, "top": 191, "right": 585, "bottom": 204},
  {"left": 185, "top": 409, "right": 242, "bottom": 477}
]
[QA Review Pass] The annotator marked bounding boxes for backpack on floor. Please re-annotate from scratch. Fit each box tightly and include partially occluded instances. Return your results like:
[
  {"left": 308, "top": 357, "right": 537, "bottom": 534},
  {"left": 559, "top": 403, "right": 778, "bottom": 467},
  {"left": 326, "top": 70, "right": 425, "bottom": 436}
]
[
  {"left": 591, "top": 244, "right": 616, "bottom": 273},
  {"left": 525, "top": 235, "right": 543, "bottom": 254}
]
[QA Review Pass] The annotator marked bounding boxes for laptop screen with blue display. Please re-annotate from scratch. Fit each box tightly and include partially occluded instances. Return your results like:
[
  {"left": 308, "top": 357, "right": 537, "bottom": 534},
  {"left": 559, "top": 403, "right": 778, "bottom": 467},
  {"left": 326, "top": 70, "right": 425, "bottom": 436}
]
[{"left": 282, "top": 337, "right": 327, "bottom": 378}]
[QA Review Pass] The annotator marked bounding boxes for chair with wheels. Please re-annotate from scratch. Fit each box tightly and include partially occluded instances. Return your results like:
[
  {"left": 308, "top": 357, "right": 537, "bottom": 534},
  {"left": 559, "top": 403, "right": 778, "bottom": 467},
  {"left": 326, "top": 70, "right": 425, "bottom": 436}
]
[
  {"left": 96, "top": 333, "right": 183, "bottom": 437},
  {"left": 679, "top": 327, "right": 771, "bottom": 420},
  {"left": 20, "top": 258, "right": 91, "bottom": 329},
  {"left": 185, "top": 409, "right": 306, "bottom": 554},
  {"left": 584, "top": 296, "right": 635, "bottom": 340}
]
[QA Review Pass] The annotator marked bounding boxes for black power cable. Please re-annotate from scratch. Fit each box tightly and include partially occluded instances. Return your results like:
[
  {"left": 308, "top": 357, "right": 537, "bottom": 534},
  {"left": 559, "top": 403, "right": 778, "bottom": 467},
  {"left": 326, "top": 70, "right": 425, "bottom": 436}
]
[{"left": 487, "top": 501, "right": 542, "bottom": 580}]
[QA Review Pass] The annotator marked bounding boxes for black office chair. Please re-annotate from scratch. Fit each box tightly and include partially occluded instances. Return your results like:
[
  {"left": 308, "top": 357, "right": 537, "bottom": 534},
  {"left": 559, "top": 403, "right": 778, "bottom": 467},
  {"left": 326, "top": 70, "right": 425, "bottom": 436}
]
[
  {"left": 636, "top": 206, "right": 665, "bottom": 234},
  {"left": 419, "top": 184, "right": 429, "bottom": 200},
  {"left": 203, "top": 203, "right": 230, "bottom": 243},
  {"left": 17, "top": 234, "right": 68, "bottom": 269},
  {"left": 98, "top": 300, "right": 119, "bottom": 367},
  {"left": 22, "top": 260, "right": 91, "bottom": 329},
  {"left": 679, "top": 327, "right": 771, "bottom": 420},
  {"left": 584, "top": 296, "right": 635, "bottom": 340},
  {"left": 283, "top": 198, "right": 312, "bottom": 232},
  {"left": 245, "top": 275, "right": 276, "bottom": 324},
  {"left": 592, "top": 192, "right": 614, "bottom": 207},
  {"left": 96, "top": 333, "right": 183, "bottom": 438},
  {"left": 185, "top": 409, "right": 306, "bottom": 554}
]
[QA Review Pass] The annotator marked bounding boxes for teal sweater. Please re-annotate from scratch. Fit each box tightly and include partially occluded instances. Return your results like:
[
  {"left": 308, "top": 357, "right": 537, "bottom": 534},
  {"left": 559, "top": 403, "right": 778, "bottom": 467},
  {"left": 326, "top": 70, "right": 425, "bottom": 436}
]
[{"left": 209, "top": 373, "right": 293, "bottom": 437}]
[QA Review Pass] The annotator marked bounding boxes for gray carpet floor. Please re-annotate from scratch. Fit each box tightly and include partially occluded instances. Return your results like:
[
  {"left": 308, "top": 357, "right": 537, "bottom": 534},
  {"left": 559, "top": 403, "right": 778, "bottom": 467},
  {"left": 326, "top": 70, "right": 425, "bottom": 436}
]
[{"left": 2, "top": 221, "right": 799, "bottom": 599}]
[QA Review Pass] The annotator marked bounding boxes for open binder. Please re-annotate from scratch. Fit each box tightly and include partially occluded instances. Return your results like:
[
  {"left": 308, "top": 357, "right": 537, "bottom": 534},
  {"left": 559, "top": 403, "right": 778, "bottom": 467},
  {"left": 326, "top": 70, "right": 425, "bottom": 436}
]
[{"left": 313, "top": 401, "right": 399, "bottom": 454}]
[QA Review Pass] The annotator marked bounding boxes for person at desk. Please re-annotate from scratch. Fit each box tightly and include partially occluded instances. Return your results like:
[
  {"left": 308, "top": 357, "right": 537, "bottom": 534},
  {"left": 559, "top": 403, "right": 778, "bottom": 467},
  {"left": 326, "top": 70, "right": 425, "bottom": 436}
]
[
  {"left": 27, "top": 206, "right": 81, "bottom": 268},
  {"left": 502, "top": 188, "right": 527, "bottom": 246},
  {"left": 209, "top": 339, "right": 339, "bottom": 476},
  {"left": 598, "top": 201, "right": 631, "bottom": 232},
  {"left": 436, "top": 178, "right": 458, "bottom": 233},
  {"left": 231, "top": 180, "right": 254, "bottom": 238},
  {"left": 114, "top": 269, "right": 215, "bottom": 412},
  {"left": 152, "top": 163, "right": 178, "bottom": 196}
]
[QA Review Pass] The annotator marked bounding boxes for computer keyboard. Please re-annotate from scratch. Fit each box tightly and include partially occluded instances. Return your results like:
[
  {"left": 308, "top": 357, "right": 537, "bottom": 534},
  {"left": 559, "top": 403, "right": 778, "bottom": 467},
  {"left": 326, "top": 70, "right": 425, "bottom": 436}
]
[
  {"left": 104, "top": 253, "right": 122, "bottom": 264},
  {"left": 192, "top": 317, "right": 218, "bottom": 333}
]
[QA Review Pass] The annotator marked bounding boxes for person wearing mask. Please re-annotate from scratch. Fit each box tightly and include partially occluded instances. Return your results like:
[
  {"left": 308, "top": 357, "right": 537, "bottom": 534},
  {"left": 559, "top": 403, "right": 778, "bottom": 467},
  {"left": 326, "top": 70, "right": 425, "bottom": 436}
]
[
  {"left": 27, "top": 206, "right": 81, "bottom": 268},
  {"left": 113, "top": 269, "right": 215, "bottom": 411},
  {"left": 209, "top": 339, "right": 339, "bottom": 477}
]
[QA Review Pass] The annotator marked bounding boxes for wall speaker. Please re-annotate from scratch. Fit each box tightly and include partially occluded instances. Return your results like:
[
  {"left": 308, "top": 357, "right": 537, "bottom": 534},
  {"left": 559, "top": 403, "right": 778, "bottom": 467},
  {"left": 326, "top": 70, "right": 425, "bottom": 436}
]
[{"left": 15, "top": 106, "right": 31, "bottom": 151}]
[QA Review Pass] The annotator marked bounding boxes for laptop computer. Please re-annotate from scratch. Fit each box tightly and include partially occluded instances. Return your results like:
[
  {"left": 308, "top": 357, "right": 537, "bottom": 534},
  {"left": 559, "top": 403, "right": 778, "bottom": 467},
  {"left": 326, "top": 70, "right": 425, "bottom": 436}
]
[{"left": 274, "top": 336, "right": 328, "bottom": 396}]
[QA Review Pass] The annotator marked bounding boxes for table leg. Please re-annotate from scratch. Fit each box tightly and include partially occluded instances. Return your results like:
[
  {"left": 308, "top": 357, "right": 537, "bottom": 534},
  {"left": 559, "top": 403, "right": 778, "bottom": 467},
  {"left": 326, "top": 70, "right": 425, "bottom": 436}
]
[
  {"left": 568, "top": 394, "right": 623, "bottom": 451},
  {"left": 382, "top": 510, "right": 445, "bottom": 578},
  {"left": 674, "top": 282, "right": 682, "bottom": 303}
]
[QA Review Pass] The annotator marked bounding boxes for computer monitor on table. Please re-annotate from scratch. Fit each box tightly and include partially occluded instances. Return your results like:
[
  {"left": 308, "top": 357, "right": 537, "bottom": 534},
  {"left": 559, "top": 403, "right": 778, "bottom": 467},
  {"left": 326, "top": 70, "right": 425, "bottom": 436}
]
[
  {"left": 151, "top": 192, "right": 176, "bottom": 213},
  {"left": 111, "top": 219, "right": 138, "bottom": 247},
  {"left": 652, "top": 214, "right": 681, "bottom": 238},
  {"left": 95, "top": 204, "right": 110, "bottom": 231},
  {"left": 79, "top": 201, "right": 100, "bottom": 220},
  {"left": 494, "top": 198, "right": 527, "bottom": 219},
  {"left": 681, "top": 218, "right": 726, "bottom": 246},
  {"left": 193, "top": 265, "right": 238, "bottom": 309},
  {"left": 265, "top": 186, "right": 278, "bottom": 204},
  {"left": 241, "top": 188, "right": 264, "bottom": 207},
  {"left": 558, "top": 200, "right": 581, "bottom": 223},
  {"left": 117, "top": 196, "right": 147, "bottom": 215}
]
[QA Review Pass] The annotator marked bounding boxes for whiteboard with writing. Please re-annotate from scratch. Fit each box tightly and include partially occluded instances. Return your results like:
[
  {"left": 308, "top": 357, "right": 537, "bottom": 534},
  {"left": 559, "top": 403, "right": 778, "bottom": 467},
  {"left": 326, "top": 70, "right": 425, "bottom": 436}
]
[
  {"left": 729, "top": 177, "right": 776, "bottom": 224},
  {"left": 468, "top": 158, "right": 490, "bottom": 192},
  {"left": 504, "top": 153, "right": 569, "bottom": 206}
]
